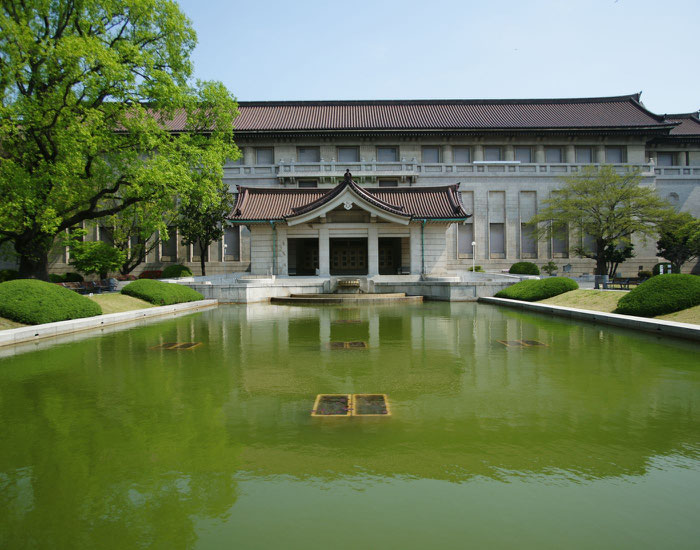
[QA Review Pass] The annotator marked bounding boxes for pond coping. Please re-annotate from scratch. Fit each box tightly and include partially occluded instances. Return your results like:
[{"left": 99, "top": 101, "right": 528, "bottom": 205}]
[
  {"left": 479, "top": 297, "right": 700, "bottom": 342},
  {"left": 0, "top": 299, "right": 218, "bottom": 348}
]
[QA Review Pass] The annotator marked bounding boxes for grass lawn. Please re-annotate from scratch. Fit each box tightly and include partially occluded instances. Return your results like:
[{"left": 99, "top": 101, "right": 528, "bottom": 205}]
[
  {"left": 538, "top": 289, "right": 625, "bottom": 313},
  {"left": 89, "top": 293, "right": 154, "bottom": 314},
  {"left": 656, "top": 305, "right": 700, "bottom": 325},
  {"left": 1, "top": 292, "right": 155, "bottom": 330}
]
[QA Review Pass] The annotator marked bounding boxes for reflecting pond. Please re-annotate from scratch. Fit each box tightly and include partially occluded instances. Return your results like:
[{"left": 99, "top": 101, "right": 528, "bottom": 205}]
[{"left": 1, "top": 302, "right": 699, "bottom": 549}]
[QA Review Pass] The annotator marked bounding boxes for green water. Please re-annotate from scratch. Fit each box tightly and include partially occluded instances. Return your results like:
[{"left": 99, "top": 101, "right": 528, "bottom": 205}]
[{"left": 1, "top": 302, "right": 699, "bottom": 549}]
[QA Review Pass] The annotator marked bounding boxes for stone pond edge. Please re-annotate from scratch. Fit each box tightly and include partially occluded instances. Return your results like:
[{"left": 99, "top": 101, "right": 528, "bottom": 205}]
[
  {"left": 478, "top": 297, "right": 700, "bottom": 342},
  {"left": 0, "top": 299, "right": 219, "bottom": 348}
]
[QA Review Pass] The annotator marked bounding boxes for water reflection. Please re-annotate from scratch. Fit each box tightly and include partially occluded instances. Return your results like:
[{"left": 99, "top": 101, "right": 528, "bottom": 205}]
[{"left": 1, "top": 302, "right": 699, "bottom": 548}]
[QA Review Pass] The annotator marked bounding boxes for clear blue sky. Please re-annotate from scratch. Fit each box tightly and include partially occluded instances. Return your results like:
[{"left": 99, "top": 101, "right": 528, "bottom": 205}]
[{"left": 176, "top": 0, "right": 699, "bottom": 115}]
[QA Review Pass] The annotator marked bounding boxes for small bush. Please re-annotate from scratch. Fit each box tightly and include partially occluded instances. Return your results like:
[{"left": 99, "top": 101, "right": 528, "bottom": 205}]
[
  {"left": 63, "top": 272, "right": 84, "bottom": 282},
  {"left": 652, "top": 262, "right": 674, "bottom": 275},
  {"left": 467, "top": 265, "right": 484, "bottom": 272},
  {"left": 0, "top": 269, "right": 20, "bottom": 282},
  {"left": 121, "top": 279, "right": 203, "bottom": 306},
  {"left": 161, "top": 264, "right": 193, "bottom": 278},
  {"left": 138, "top": 270, "right": 163, "bottom": 279},
  {"left": 615, "top": 274, "right": 700, "bottom": 317},
  {"left": 509, "top": 262, "right": 540, "bottom": 275},
  {"left": 49, "top": 273, "right": 65, "bottom": 283},
  {"left": 0, "top": 279, "right": 102, "bottom": 325},
  {"left": 637, "top": 270, "right": 653, "bottom": 280},
  {"left": 495, "top": 277, "right": 579, "bottom": 302}
]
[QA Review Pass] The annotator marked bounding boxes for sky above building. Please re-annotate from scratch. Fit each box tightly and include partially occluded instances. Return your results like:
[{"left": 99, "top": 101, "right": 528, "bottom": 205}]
[{"left": 176, "top": 0, "right": 699, "bottom": 115}]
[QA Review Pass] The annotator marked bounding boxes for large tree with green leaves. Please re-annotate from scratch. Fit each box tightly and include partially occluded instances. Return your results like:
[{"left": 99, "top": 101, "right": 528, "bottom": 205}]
[
  {"left": 0, "top": 0, "right": 239, "bottom": 279},
  {"left": 656, "top": 211, "right": 700, "bottom": 273},
  {"left": 177, "top": 183, "right": 234, "bottom": 276},
  {"left": 528, "top": 166, "right": 672, "bottom": 275}
]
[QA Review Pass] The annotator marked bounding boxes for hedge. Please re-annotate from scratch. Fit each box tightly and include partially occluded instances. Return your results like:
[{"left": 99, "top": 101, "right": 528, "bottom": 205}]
[
  {"left": 495, "top": 277, "right": 579, "bottom": 302},
  {"left": 614, "top": 274, "right": 700, "bottom": 317},
  {"left": 121, "top": 279, "right": 204, "bottom": 306},
  {"left": 0, "top": 279, "right": 102, "bottom": 325},
  {"left": 0, "top": 269, "right": 19, "bottom": 282},
  {"left": 652, "top": 262, "right": 674, "bottom": 275},
  {"left": 161, "top": 264, "right": 193, "bottom": 278},
  {"left": 138, "top": 270, "right": 163, "bottom": 279},
  {"left": 508, "top": 262, "right": 540, "bottom": 275}
]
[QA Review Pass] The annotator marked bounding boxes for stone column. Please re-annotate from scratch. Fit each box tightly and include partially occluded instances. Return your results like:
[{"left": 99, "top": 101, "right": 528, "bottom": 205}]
[
  {"left": 319, "top": 227, "right": 330, "bottom": 276},
  {"left": 565, "top": 145, "right": 576, "bottom": 164},
  {"left": 368, "top": 224, "right": 379, "bottom": 276},
  {"left": 535, "top": 145, "right": 545, "bottom": 163},
  {"left": 410, "top": 224, "right": 422, "bottom": 274},
  {"left": 473, "top": 145, "right": 484, "bottom": 162},
  {"left": 276, "top": 226, "right": 288, "bottom": 276},
  {"left": 595, "top": 145, "right": 606, "bottom": 164},
  {"left": 504, "top": 145, "right": 515, "bottom": 161},
  {"left": 442, "top": 144, "right": 453, "bottom": 164}
]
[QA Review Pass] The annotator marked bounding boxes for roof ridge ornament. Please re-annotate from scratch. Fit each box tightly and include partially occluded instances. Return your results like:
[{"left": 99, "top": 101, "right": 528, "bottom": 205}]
[{"left": 344, "top": 169, "right": 352, "bottom": 184}]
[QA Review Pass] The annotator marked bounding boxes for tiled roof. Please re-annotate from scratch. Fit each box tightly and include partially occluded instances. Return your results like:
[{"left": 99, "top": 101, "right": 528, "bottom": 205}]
[
  {"left": 228, "top": 178, "right": 470, "bottom": 222},
  {"left": 664, "top": 113, "right": 700, "bottom": 136},
  {"left": 228, "top": 94, "right": 672, "bottom": 132}
]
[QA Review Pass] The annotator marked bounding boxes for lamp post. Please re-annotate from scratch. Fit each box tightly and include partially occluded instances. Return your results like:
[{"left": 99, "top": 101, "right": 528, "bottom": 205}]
[{"left": 471, "top": 241, "right": 477, "bottom": 273}]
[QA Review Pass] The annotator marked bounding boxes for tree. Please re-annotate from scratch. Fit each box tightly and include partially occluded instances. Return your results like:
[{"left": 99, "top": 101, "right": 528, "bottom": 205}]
[
  {"left": 656, "top": 211, "right": 700, "bottom": 273},
  {"left": 528, "top": 166, "right": 672, "bottom": 275},
  {"left": 177, "top": 184, "right": 234, "bottom": 276},
  {"left": 69, "top": 240, "right": 125, "bottom": 279},
  {"left": 0, "top": 1, "right": 239, "bottom": 280}
]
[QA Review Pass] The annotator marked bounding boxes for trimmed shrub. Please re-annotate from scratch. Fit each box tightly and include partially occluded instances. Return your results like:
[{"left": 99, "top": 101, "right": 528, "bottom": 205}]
[
  {"left": 495, "top": 277, "right": 579, "bottom": 302},
  {"left": 0, "top": 279, "right": 102, "bottom": 325},
  {"left": 138, "top": 270, "right": 163, "bottom": 279},
  {"left": 637, "top": 270, "right": 653, "bottom": 280},
  {"left": 63, "top": 272, "right": 84, "bottom": 282},
  {"left": 467, "top": 265, "right": 484, "bottom": 272},
  {"left": 614, "top": 274, "right": 700, "bottom": 317},
  {"left": 121, "top": 279, "right": 203, "bottom": 306},
  {"left": 652, "top": 262, "right": 674, "bottom": 276},
  {"left": 509, "top": 262, "right": 540, "bottom": 275},
  {"left": 0, "top": 269, "right": 20, "bottom": 282},
  {"left": 161, "top": 264, "right": 193, "bottom": 278},
  {"left": 49, "top": 273, "right": 65, "bottom": 283}
]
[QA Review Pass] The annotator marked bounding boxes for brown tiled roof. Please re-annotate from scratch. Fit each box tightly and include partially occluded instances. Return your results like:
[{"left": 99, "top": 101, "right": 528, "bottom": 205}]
[
  {"left": 664, "top": 113, "right": 700, "bottom": 136},
  {"left": 228, "top": 94, "right": 672, "bottom": 133},
  {"left": 228, "top": 179, "right": 470, "bottom": 222}
]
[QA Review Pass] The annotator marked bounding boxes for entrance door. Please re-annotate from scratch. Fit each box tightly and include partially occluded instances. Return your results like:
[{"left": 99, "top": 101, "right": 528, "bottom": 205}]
[
  {"left": 378, "top": 238, "right": 402, "bottom": 275},
  {"left": 330, "top": 238, "right": 368, "bottom": 275}
]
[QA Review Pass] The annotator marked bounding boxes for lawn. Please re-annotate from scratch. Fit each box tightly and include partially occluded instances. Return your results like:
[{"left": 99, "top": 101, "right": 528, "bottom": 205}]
[{"left": 1, "top": 292, "right": 154, "bottom": 330}]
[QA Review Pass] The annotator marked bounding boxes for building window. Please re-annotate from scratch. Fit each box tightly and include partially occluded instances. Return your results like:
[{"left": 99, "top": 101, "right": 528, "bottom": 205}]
[
  {"left": 484, "top": 147, "right": 502, "bottom": 161},
  {"left": 224, "top": 226, "right": 240, "bottom": 261},
  {"left": 256, "top": 148, "right": 274, "bottom": 165},
  {"left": 298, "top": 180, "right": 318, "bottom": 188},
  {"left": 297, "top": 147, "right": 320, "bottom": 162},
  {"left": 192, "top": 241, "right": 208, "bottom": 262},
  {"left": 422, "top": 146, "right": 440, "bottom": 163},
  {"left": 377, "top": 147, "right": 398, "bottom": 162},
  {"left": 605, "top": 146, "right": 624, "bottom": 163},
  {"left": 552, "top": 223, "right": 568, "bottom": 257},
  {"left": 161, "top": 226, "right": 178, "bottom": 260},
  {"left": 489, "top": 223, "right": 505, "bottom": 257},
  {"left": 545, "top": 147, "right": 563, "bottom": 163},
  {"left": 521, "top": 224, "right": 537, "bottom": 258},
  {"left": 515, "top": 147, "right": 532, "bottom": 163},
  {"left": 337, "top": 147, "right": 359, "bottom": 163},
  {"left": 453, "top": 146, "right": 471, "bottom": 163},
  {"left": 457, "top": 224, "right": 474, "bottom": 256},
  {"left": 98, "top": 225, "right": 113, "bottom": 245},
  {"left": 575, "top": 147, "right": 592, "bottom": 163},
  {"left": 378, "top": 179, "right": 398, "bottom": 187},
  {"left": 657, "top": 152, "right": 675, "bottom": 166}
]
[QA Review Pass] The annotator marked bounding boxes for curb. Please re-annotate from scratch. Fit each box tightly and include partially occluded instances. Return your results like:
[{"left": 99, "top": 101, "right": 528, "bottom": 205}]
[
  {"left": 478, "top": 297, "right": 700, "bottom": 342},
  {"left": 0, "top": 299, "right": 218, "bottom": 348}
]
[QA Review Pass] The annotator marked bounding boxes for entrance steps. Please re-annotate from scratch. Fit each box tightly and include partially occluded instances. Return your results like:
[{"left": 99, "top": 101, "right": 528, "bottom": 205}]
[{"left": 271, "top": 292, "right": 422, "bottom": 304}]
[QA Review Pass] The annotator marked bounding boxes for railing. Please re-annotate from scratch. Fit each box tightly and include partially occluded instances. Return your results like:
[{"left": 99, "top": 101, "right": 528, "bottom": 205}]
[{"left": 225, "top": 161, "right": 665, "bottom": 179}]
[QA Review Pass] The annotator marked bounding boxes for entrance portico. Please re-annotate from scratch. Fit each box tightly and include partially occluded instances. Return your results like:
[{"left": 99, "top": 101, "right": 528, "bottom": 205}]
[{"left": 228, "top": 171, "right": 470, "bottom": 277}]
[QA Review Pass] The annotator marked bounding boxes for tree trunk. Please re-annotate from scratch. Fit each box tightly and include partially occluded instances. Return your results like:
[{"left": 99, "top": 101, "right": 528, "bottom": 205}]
[
  {"left": 15, "top": 232, "right": 55, "bottom": 280},
  {"left": 595, "top": 238, "right": 607, "bottom": 276},
  {"left": 199, "top": 240, "right": 206, "bottom": 276}
]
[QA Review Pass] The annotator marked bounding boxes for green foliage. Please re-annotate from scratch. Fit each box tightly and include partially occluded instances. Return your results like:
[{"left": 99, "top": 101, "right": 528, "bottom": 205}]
[
  {"left": 64, "top": 272, "right": 84, "bottom": 282},
  {"left": 542, "top": 261, "right": 558, "bottom": 276},
  {"left": 69, "top": 241, "right": 126, "bottom": 279},
  {"left": 0, "top": 279, "right": 102, "bottom": 325},
  {"left": 121, "top": 279, "right": 203, "bottom": 306},
  {"left": 49, "top": 273, "right": 65, "bottom": 283},
  {"left": 656, "top": 211, "right": 700, "bottom": 273},
  {"left": 615, "top": 274, "right": 700, "bottom": 317},
  {"left": 652, "top": 262, "right": 673, "bottom": 276},
  {"left": 161, "top": 264, "right": 193, "bottom": 278},
  {"left": 0, "top": 0, "right": 240, "bottom": 279},
  {"left": 528, "top": 166, "right": 672, "bottom": 275},
  {"left": 495, "top": 277, "right": 579, "bottom": 302},
  {"left": 638, "top": 270, "right": 653, "bottom": 279},
  {"left": 0, "top": 269, "right": 20, "bottom": 282},
  {"left": 467, "top": 265, "right": 484, "bottom": 272},
  {"left": 509, "top": 262, "right": 540, "bottom": 275}
]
